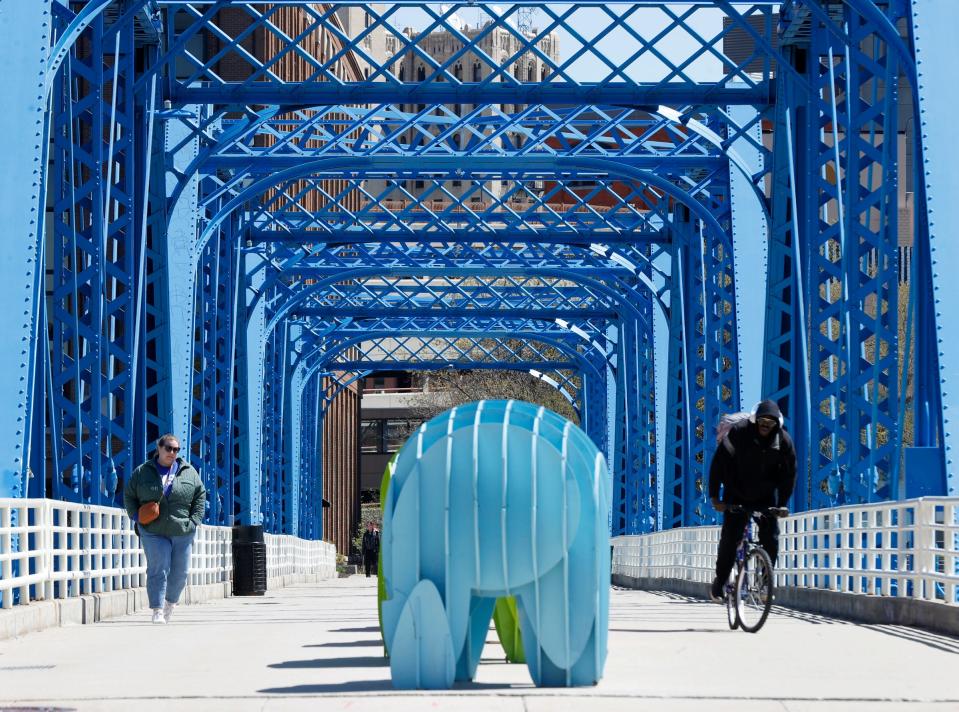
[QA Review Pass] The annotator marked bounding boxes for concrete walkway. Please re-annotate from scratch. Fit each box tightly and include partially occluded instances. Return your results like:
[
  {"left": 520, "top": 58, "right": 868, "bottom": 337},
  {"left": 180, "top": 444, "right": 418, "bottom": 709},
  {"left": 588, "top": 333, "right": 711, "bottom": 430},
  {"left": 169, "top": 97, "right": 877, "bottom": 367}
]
[{"left": 0, "top": 576, "right": 957, "bottom": 711}]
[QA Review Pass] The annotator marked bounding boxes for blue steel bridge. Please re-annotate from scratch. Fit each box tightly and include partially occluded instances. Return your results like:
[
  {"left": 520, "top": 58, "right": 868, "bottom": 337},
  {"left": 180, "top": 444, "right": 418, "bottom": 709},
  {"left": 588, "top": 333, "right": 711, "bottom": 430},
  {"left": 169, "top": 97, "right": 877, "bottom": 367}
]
[{"left": 0, "top": 0, "right": 956, "bottom": 547}]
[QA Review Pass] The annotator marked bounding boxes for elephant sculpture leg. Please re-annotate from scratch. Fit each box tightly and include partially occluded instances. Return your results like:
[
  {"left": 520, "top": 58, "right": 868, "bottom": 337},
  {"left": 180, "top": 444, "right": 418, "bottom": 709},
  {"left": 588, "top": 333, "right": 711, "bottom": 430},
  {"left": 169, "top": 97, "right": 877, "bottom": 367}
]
[
  {"left": 454, "top": 595, "right": 496, "bottom": 682},
  {"left": 516, "top": 597, "right": 569, "bottom": 687},
  {"left": 514, "top": 562, "right": 606, "bottom": 687}
]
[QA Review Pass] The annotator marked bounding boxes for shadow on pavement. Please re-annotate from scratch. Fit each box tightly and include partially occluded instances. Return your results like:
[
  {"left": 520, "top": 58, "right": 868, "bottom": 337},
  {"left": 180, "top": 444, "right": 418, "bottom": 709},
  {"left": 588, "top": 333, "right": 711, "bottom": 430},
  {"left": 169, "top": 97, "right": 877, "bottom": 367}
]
[
  {"left": 608, "top": 628, "right": 727, "bottom": 634},
  {"left": 304, "top": 640, "right": 383, "bottom": 648},
  {"left": 268, "top": 656, "right": 389, "bottom": 669},
  {"left": 258, "top": 680, "right": 395, "bottom": 694},
  {"left": 452, "top": 681, "right": 536, "bottom": 690},
  {"left": 865, "top": 625, "right": 959, "bottom": 655},
  {"left": 258, "top": 680, "right": 535, "bottom": 693},
  {"left": 330, "top": 626, "right": 381, "bottom": 633}
]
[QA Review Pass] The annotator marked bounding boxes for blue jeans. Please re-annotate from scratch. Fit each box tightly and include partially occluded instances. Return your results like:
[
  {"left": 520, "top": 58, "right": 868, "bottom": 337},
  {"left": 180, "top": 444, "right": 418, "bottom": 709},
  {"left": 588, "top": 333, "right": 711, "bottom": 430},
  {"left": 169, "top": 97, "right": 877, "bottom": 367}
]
[{"left": 139, "top": 530, "right": 196, "bottom": 609}]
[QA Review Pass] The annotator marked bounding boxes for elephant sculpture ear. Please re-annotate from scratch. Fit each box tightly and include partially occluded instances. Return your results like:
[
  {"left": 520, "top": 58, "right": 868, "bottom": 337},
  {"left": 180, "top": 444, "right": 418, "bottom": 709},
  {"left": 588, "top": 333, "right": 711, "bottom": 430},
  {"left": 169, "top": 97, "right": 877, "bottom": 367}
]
[{"left": 389, "top": 579, "right": 456, "bottom": 689}]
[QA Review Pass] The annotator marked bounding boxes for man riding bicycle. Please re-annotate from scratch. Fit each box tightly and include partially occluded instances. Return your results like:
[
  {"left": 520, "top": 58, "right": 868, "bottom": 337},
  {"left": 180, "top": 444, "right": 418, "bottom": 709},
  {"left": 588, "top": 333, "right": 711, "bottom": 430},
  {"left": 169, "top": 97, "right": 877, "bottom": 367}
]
[{"left": 708, "top": 399, "right": 797, "bottom": 602}]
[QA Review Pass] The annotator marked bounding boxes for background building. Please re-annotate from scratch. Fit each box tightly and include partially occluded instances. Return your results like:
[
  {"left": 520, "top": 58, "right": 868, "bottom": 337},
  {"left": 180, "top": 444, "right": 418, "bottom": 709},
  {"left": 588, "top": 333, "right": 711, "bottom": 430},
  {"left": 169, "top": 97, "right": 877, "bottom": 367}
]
[
  {"left": 366, "top": 13, "right": 560, "bottom": 205},
  {"left": 359, "top": 372, "right": 426, "bottom": 498}
]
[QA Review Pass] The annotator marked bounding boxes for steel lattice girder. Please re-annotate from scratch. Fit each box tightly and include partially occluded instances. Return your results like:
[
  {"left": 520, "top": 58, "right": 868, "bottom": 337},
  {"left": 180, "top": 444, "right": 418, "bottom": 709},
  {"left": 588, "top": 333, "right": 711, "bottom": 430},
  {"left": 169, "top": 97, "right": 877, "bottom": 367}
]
[
  {"left": 764, "top": 0, "right": 914, "bottom": 508},
  {"left": 156, "top": 2, "right": 781, "bottom": 106},
  {"left": 49, "top": 11, "right": 140, "bottom": 506},
  {"left": 3, "top": 0, "right": 944, "bottom": 540},
  {"left": 188, "top": 128, "right": 730, "bottom": 534},
  {"left": 230, "top": 167, "right": 729, "bottom": 238},
  {"left": 202, "top": 104, "right": 742, "bottom": 165},
  {"left": 263, "top": 240, "right": 662, "bottom": 277},
  {"left": 191, "top": 217, "right": 238, "bottom": 526},
  {"left": 287, "top": 315, "right": 618, "bottom": 373},
  {"left": 264, "top": 272, "right": 635, "bottom": 323},
  {"left": 256, "top": 241, "right": 667, "bottom": 319}
]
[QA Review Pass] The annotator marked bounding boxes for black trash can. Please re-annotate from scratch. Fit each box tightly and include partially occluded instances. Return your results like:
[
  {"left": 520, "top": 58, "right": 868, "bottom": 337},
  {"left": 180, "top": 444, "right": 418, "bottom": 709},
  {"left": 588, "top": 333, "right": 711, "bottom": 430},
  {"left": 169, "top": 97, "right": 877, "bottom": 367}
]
[{"left": 232, "top": 525, "right": 267, "bottom": 596}]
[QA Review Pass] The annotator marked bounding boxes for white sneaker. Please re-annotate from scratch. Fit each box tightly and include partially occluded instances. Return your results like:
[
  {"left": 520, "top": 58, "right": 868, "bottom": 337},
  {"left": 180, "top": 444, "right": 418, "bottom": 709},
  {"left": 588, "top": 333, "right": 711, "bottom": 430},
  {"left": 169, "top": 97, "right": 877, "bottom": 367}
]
[
  {"left": 162, "top": 601, "right": 176, "bottom": 623},
  {"left": 151, "top": 609, "right": 166, "bottom": 624}
]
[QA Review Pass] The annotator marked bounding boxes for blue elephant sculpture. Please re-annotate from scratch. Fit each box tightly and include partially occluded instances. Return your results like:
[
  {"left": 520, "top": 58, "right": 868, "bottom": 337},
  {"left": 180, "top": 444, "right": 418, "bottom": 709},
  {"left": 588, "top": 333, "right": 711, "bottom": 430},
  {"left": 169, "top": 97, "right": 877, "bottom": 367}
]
[{"left": 381, "top": 400, "right": 610, "bottom": 689}]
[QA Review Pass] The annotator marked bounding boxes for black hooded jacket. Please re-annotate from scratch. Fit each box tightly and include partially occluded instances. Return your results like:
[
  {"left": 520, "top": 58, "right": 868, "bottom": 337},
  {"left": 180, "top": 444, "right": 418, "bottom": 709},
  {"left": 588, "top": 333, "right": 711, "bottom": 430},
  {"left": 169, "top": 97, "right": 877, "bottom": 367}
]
[
  {"left": 362, "top": 529, "right": 380, "bottom": 556},
  {"left": 708, "top": 418, "right": 797, "bottom": 507}
]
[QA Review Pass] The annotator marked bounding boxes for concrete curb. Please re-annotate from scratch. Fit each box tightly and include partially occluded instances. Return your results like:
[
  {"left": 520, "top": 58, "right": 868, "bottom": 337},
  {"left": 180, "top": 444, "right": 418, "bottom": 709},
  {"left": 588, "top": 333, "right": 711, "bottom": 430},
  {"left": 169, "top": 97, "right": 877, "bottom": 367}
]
[
  {"left": 0, "top": 574, "right": 333, "bottom": 642},
  {"left": 612, "top": 573, "right": 959, "bottom": 636}
]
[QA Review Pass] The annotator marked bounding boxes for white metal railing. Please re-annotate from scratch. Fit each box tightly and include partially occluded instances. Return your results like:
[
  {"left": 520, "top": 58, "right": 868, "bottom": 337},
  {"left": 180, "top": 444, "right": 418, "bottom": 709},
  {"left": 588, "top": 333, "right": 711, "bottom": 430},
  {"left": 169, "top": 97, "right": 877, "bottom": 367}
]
[
  {"left": 613, "top": 497, "right": 959, "bottom": 606},
  {"left": 266, "top": 534, "right": 337, "bottom": 579},
  {"left": 0, "top": 499, "right": 336, "bottom": 610}
]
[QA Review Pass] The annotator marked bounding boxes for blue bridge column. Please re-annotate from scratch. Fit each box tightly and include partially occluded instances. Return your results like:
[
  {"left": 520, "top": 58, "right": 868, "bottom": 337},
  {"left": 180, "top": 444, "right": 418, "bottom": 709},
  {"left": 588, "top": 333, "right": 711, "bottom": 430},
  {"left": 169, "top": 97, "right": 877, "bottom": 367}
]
[
  {"left": 911, "top": 0, "right": 958, "bottom": 495},
  {"left": 0, "top": 1, "right": 51, "bottom": 497},
  {"left": 286, "top": 348, "right": 308, "bottom": 537},
  {"left": 727, "top": 104, "right": 768, "bottom": 411},
  {"left": 662, "top": 210, "right": 697, "bottom": 529},
  {"left": 236, "top": 249, "right": 267, "bottom": 525},
  {"left": 161, "top": 112, "right": 202, "bottom": 447}
]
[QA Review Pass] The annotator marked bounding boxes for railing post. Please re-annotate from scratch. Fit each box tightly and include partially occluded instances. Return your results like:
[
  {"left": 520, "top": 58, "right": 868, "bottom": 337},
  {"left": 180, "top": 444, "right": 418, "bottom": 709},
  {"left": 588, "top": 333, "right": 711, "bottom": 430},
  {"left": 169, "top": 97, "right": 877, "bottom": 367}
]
[
  {"left": 42, "top": 500, "right": 53, "bottom": 601},
  {"left": 1, "top": 504, "right": 11, "bottom": 608}
]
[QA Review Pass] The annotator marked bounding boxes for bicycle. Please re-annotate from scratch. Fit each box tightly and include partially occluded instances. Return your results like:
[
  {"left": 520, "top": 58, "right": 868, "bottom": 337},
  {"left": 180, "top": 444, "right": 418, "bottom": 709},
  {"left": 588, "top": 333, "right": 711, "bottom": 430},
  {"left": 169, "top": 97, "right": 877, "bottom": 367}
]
[{"left": 722, "top": 505, "right": 788, "bottom": 633}]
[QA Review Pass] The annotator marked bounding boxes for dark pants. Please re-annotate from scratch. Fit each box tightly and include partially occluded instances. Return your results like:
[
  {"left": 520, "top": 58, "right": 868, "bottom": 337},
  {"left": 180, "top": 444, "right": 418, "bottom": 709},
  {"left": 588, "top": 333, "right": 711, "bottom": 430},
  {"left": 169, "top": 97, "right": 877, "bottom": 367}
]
[
  {"left": 363, "top": 551, "right": 377, "bottom": 577},
  {"left": 715, "top": 509, "right": 779, "bottom": 584}
]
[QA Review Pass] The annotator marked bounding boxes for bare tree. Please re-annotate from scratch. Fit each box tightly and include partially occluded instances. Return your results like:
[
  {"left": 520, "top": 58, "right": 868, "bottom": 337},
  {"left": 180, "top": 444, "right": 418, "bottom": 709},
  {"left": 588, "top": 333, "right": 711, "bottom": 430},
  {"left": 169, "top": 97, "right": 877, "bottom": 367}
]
[{"left": 409, "top": 368, "right": 579, "bottom": 424}]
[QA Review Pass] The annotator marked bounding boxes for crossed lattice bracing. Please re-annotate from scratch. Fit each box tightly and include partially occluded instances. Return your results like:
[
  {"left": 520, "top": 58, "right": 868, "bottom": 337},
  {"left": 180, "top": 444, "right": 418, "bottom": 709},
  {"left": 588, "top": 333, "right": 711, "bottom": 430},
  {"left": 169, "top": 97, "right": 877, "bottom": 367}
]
[{"left": 0, "top": 0, "right": 950, "bottom": 545}]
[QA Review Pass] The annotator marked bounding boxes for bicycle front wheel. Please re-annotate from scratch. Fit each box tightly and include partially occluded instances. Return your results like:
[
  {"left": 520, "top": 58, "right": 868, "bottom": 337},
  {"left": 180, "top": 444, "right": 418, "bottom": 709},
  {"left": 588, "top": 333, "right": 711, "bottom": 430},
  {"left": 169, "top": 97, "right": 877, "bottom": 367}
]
[{"left": 735, "top": 547, "right": 773, "bottom": 633}]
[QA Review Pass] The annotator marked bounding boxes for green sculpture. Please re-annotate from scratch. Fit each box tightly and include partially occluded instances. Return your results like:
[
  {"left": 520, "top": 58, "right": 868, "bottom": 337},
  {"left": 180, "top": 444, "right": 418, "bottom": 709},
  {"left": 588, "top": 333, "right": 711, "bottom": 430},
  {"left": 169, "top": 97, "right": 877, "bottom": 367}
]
[
  {"left": 492, "top": 596, "right": 525, "bottom": 663},
  {"left": 377, "top": 457, "right": 393, "bottom": 652}
]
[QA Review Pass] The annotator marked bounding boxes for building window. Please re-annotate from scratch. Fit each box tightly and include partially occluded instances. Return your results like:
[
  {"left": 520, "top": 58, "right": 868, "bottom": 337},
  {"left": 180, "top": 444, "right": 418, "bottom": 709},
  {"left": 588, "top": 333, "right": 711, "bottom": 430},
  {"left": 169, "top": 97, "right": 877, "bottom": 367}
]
[
  {"left": 361, "top": 420, "right": 383, "bottom": 454},
  {"left": 385, "top": 420, "right": 418, "bottom": 452},
  {"left": 361, "top": 418, "right": 423, "bottom": 454},
  {"left": 472, "top": 62, "right": 482, "bottom": 82}
]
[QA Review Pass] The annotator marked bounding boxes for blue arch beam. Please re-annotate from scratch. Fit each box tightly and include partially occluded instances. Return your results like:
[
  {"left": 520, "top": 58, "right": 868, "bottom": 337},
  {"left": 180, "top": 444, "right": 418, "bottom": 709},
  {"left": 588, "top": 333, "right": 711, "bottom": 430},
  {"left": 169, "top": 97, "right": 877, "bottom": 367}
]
[
  {"left": 248, "top": 227, "right": 667, "bottom": 245},
  {"left": 206, "top": 104, "right": 736, "bottom": 162},
  {"left": 208, "top": 154, "right": 725, "bottom": 172}
]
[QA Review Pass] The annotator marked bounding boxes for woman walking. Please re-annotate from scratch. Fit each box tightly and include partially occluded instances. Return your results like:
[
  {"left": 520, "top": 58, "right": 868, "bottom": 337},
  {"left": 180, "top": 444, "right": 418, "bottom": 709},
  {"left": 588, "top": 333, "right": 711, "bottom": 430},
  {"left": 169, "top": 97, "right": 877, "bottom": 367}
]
[{"left": 124, "top": 434, "right": 206, "bottom": 624}]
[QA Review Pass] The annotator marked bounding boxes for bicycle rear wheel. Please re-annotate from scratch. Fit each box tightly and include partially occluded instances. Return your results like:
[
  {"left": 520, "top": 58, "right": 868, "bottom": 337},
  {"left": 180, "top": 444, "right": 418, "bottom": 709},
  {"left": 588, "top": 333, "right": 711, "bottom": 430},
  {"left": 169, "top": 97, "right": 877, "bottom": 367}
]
[
  {"left": 725, "top": 570, "right": 739, "bottom": 629},
  {"left": 735, "top": 547, "right": 773, "bottom": 633}
]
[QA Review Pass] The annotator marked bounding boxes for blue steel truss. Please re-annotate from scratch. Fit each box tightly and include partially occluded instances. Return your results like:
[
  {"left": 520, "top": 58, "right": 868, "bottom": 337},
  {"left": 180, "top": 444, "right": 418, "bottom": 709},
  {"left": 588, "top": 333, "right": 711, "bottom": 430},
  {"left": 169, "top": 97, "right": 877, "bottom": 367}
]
[{"left": 0, "top": 0, "right": 954, "bottom": 547}]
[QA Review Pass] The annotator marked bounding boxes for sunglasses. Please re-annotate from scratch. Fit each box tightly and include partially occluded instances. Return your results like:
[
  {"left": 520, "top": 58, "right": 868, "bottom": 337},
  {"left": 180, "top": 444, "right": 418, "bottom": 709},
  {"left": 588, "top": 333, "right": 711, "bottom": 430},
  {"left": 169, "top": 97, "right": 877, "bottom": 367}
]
[
  {"left": 162, "top": 444, "right": 181, "bottom": 453},
  {"left": 756, "top": 417, "right": 778, "bottom": 427}
]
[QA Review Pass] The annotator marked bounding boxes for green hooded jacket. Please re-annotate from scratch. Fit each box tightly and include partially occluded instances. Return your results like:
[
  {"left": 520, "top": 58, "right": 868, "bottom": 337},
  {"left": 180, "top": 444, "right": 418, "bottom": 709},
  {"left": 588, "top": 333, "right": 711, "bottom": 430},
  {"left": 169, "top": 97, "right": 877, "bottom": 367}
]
[{"left": 123, "top": 456, "right": 206, "bottom": 537}]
